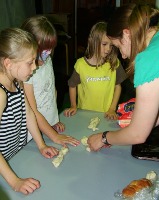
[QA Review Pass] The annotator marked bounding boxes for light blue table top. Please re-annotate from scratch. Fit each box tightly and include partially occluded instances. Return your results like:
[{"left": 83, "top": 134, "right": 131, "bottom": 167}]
[{"left": 0, "top": 109, "right": 159, "bottom": 200}]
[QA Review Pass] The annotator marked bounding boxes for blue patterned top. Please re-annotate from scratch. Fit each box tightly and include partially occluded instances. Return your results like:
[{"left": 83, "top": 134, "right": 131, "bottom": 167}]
[{"left": 134, "top": 31, "right": 159, "bottom": 88}]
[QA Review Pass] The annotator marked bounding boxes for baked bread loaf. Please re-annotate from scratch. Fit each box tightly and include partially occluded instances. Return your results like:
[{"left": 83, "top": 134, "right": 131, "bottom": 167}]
[{"left": 122, "top": 178, "right": 152, "bottom": 198}]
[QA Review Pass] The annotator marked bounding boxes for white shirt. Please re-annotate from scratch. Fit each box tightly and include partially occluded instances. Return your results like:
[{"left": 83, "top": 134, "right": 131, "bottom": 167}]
[{"left": 25, "top": 56, "right": 59, "bottom": 141}]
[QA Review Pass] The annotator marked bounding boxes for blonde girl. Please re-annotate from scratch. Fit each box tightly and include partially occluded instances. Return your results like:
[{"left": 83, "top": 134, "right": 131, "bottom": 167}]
[
  {"left": 0, "top": 28, "right": 58, "bottom": 194},
  {"left": 64, "top": 21, "right": 127, "bottom": 120}
]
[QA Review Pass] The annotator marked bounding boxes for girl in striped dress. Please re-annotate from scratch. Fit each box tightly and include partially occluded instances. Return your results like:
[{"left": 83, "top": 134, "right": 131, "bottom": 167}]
[{"left": 0, "top": 28, "right": 59, "bottom": 195}]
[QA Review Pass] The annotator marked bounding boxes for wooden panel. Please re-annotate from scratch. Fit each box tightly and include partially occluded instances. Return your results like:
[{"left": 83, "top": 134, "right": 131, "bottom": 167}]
[
  {"left": 121, "top": 0, "right": 155, "bottom": 6},
  {"left": 52, "top": 0, "right": 75, "bottom": 13},
  {"left": 45, "top": 13, "right": 71, "bottom": 32}
]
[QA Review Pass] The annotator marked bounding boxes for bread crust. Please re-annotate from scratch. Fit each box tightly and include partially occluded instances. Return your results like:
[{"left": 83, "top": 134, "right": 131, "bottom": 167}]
[{"left": 122, "top": 178, "right": 152, "bottom": 198}]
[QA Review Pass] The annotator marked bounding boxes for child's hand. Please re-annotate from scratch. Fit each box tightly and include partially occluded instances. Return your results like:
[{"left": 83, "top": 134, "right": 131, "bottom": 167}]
[
  {"left": 53, "top": 134, "right": 80, "bottom": 147},
  {"left": 52, "top": 122, "right": 65, "bottom": 133},
  {"left": 63, "top": 107, "right": 77, "bottom": 117},
  {"left": 39, "top": 145, "right": 59, "bottom": 158},
  {"left": 104, "top": 109, "right": 118, "bottom": 120},
  {"left": 13, "top": 177, "right": 40, "bottom": 195}
]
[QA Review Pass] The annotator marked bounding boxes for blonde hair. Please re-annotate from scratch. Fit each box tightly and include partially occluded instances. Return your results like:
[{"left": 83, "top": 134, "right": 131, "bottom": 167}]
[
  {"left": 85, "top": 21, "right": 118, "bottom": 70},
  {"left": 0, "top": 28, "right": 38, "bottom": 71},
  {"left": 107, "top": 4, "right": 159, "bottom": 75}
]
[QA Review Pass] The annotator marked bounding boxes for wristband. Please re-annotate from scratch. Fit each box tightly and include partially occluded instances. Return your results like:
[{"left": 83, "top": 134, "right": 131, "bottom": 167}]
[{"left": 102, "top": 131, "right": 111, "bottom": 145}]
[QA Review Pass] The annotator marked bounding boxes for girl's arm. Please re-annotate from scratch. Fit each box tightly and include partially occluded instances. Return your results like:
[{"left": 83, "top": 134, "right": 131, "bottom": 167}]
[
  {"left": 24, "top": 83, "right": 59, "bottom": 142},
  {"left": 70, "top": 86, "right": 77, "bottom": 109},
  {"left": 105, "top": 84, "right": 121, "bottom": 120},
  {"left": 64, "top": 86, "right": 77, "bottom": 117},
  {"left": 24, "top": 83, "right": 79, "bottom": 147},
  {"left": 0, "top": 89, "right": 40, "bottom": 194},
  {"left": 24, "top": 88, "right": 59, "bottom": 158},
  {"left": 64, "top": 69, "right": 80, "bottom": 117},
  {"left": 0, "top": 153, "right": 40, "bottom": 194}
]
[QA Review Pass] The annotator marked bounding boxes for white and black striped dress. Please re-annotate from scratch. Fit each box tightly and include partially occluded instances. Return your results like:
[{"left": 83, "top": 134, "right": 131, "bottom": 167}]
[{"left": 0, "top": 82, "right": 27, "bottom": 160}]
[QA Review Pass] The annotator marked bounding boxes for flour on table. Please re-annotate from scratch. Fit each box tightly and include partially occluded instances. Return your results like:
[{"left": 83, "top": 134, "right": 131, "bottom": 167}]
[
  {"left": 52, "top": 147, "right": 69, "bottom": 168},
  {"left": 81, "top": 136, "right": 91, "bottom": 152},
  {"left": 88, "top": 117, "right": 100, "bottom": 131}
]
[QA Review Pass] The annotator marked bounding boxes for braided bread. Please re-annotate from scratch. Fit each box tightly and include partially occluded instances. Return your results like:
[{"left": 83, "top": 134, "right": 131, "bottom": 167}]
[{"left": 122, "top": 178, "right": 152, "bottom": 198}]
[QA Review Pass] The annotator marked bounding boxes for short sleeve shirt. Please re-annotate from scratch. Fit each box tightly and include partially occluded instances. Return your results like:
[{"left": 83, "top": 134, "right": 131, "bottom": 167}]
[
  {"left": 68, "top": 57, "right": 127, "bottom": 112},
  {"left": 25, "top": 56, "right": 59, "bottom": 126},
  {"left": 134, "top": 31, "right": 159, "bottom": 88}
]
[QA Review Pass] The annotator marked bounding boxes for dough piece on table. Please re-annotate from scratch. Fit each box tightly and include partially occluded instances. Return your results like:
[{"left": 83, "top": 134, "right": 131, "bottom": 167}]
[
  {"left": 146, "top": 170, "right": 158, "bottom": 183},
  {"left": 60, "top": 147, "right": 69, "bottom": 155},
  {"left": 81, "top": 136, "right": 91, "bottom": 152},
  {"left": 81, "top": 136, "right": 88, "bottom": 146},
  {"left": 52, "top": 154, "right": 64, "bottom": 168},
  {"left": 122, "top": 178, "right": 152, "bottom": 198},
  {"left": 52, "top": 147, "right": 69, "bottom": 168},
  {"left": 88, "top": 117, "right": 100, "bottom": 131},
  {"left": 86, "top": 147, "right": 91, "bottom": 152}
]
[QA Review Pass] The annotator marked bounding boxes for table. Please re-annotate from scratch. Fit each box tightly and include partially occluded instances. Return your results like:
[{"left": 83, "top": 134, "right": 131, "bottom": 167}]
[{"left": 0, "top": 109, "right": 158, "bottom": 200}]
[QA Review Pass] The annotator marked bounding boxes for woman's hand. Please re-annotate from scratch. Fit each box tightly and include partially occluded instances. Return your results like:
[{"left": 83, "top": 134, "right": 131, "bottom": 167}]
[
  {"left": 87, "top": 133, "right": 105, "bottom": 151},
  {"left": 13, "top": 177, "right": 40, "bottom": 195},
  {"left": 53, "top": 134, "right": 80, "bottom": 147},
  {"left": 63, "top": 107, "right": 77, "bottom": 117}
]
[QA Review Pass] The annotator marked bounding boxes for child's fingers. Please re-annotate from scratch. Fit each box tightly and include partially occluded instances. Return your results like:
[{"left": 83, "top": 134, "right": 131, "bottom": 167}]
[
  {"left": 41, "top": 146, "right": 59, "bottom": 158},
  {"left": 15, "top": 178, "right": 40, "bottom": 195},
  {"left": 53, "top": 122, "right": 65, "bottom": 133},
  {"left": 63, "top": 108, "right": 72, "bottom": 117}
]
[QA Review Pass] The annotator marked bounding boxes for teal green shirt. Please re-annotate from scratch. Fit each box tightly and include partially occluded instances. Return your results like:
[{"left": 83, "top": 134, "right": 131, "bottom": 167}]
[{"left": 134, "top": 31, "right": 159, "bottom": 88}]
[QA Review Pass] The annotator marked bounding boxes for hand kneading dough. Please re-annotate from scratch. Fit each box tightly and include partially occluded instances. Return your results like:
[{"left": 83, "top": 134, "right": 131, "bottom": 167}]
[
  {"left": 88, "top": 117, "right": 100, "bottom": 131},
  {"left": 81, "top": 136, "right": 91, "bottom": 152},
  {"left": 52, "top": 147, "right": 69, "bottom": 168}
]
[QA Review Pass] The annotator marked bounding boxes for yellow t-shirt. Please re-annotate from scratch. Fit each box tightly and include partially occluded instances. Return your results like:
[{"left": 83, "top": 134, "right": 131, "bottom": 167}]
[{"left": 75, "top": 57, "right": 118, "bottom": 112}]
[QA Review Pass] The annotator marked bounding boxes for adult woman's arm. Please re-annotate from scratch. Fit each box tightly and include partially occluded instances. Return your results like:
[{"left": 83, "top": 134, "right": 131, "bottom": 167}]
[{"left": 88, "top": 78, "right": 159, "bottom": 151}]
